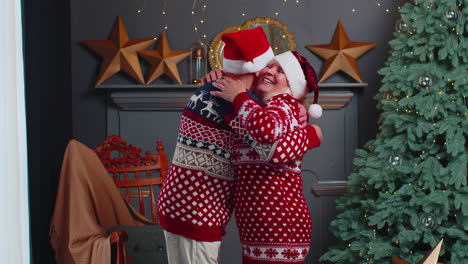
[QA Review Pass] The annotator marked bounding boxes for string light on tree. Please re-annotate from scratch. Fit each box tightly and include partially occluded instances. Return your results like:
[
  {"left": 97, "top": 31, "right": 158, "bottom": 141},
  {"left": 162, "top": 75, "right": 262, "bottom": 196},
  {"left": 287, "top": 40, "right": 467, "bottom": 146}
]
[
  {"left": 392, "top": 240, "right": 444, "bottom": 264},
  {"left": 424, "top": 1, "right": 435, "bottom": 12}
]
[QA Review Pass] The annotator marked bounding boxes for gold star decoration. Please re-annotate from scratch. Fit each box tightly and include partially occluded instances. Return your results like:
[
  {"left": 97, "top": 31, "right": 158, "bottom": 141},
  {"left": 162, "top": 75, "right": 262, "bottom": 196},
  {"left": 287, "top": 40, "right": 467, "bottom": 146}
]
[
  {"left": 138, "top": 31, "right": 191, "bottom": 84},
  {"left": 392, "top": 239, "right": 444, "bottom": 264},
  {"left": 81, "top": 16, "right": 155, "bottom": 86},
  {"left": 306, "top": 20, "right": 376, "bottom": 83}
]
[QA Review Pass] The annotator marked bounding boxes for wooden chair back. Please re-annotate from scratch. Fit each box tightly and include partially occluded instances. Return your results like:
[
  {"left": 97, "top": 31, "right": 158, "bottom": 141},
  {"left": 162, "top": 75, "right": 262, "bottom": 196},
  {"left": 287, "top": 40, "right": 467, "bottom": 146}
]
[{"left": 94, "top": 135, "right": 168, "bottom": 223}]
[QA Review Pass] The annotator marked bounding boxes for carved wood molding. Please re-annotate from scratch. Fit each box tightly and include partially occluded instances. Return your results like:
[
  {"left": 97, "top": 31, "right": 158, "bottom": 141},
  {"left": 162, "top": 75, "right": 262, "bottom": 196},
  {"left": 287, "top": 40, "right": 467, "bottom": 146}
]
[
  {"left": 311, "top": 180, "right": 348, "bottom": 197},
  {"left": 100, "top": 84, "right": 358, "bottom": 111}
]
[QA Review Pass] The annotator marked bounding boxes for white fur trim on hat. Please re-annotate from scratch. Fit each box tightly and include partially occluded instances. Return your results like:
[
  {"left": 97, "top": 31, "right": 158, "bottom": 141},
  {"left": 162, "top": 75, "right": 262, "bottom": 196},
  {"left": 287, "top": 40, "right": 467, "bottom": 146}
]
[
  {"left": 242, "top": 47, "right": 274, "bottom": 73},
  {"left": 273, "top": 51, "right": 307, "bottom": 99},
  {"left": 223, "top": 57, "right": 249, "bottom": 74}
]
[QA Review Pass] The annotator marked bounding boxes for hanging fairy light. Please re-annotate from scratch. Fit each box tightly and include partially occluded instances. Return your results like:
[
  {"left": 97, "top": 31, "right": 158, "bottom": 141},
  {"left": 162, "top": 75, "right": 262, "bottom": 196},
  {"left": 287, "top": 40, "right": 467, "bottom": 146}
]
[
  {"left": 238, "top": 0, "right": 293, "bottom": 19},
  {"left": 136, "top": 0, "right": 147, "bottom": 14},
  {"left": 141, "top": 0, "right": 169, "bottom": 35},
  {"left": 351, "top": 1, "right": 403, "bottom": 14},
  {"left": 135, "top": 0, "right": 170, "bottom": 34},
  {"left": 274, "top": 0, "right": 288, "bottom": 17},
  {"left": 191, "top": 0, "right": 210, "bottom": 41}
]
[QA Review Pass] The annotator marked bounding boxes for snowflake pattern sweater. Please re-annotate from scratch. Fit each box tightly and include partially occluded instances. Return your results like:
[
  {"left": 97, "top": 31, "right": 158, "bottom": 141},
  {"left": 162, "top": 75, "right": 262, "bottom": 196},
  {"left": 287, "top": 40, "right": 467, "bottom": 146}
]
[
  {"left": 157, "top": 85, "right": 320, "bottom": 243},
  {"left": 229, "top": 92, "right": 321, "bottom": 263}
]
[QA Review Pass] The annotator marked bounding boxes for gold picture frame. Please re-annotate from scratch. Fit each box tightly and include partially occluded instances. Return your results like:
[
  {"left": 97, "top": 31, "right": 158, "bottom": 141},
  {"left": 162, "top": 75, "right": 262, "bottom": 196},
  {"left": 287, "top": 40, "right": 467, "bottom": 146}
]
[{"left": 208, "top": 17, "right": 297, "bottom": 70}]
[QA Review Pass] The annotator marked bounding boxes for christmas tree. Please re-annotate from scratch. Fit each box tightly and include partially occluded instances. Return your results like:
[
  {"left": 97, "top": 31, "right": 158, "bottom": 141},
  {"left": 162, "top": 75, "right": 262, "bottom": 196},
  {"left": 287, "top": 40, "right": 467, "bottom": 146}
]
[{"left": 320, "top": 0, "right": 468, "bottom": 263}]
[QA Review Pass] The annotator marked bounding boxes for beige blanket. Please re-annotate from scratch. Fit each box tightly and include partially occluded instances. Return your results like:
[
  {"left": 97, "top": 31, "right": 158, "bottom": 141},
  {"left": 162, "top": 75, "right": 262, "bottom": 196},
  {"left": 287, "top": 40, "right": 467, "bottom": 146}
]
[{"left": 49, "top": 140, "right": 153, "bottom": 264}]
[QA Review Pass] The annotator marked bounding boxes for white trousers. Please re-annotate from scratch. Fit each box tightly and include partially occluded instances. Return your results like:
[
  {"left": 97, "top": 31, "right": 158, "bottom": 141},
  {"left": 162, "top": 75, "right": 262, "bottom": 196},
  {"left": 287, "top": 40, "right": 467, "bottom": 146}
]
[{"left": 164, "top": 231, "right": 221, "bottom": 264}]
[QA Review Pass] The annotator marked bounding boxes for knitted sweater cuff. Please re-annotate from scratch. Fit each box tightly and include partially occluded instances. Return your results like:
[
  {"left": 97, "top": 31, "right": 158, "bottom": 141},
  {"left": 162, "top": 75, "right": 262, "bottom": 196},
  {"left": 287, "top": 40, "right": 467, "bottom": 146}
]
[
  {"left": 159, "top": 214, "right": 223, "bottom": 242},
  {"left": 224, "top": 91, "right": 251, "bottom": 122},
  {"left": 306, "top": 125, "right": 321, "bottom": 149},
  {"left": 232, "top": 92, "right": 251, "bottom": 116}
]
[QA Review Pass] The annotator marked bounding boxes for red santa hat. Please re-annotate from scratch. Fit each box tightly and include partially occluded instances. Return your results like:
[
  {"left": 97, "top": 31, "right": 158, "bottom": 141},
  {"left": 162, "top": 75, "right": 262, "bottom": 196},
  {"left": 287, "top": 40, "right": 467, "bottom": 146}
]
[
  {"left": 273, "top": 51, "right": 322, "bottom": 119},
  {"left": 221, "top": 27, "right": 274, "bottom": 74}
]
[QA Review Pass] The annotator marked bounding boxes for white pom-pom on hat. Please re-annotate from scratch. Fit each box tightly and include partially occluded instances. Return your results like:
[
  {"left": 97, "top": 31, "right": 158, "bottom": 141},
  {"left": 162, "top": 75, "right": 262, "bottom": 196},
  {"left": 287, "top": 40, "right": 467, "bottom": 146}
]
[{"left": 308, "top": 103, "right": 323, "bottom": 120}]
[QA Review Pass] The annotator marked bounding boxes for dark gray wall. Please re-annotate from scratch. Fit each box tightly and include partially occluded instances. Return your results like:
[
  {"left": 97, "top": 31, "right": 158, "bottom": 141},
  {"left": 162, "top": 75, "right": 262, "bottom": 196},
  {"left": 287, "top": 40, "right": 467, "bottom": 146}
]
[{"left": 72, "top": 0, "right": 401, "bottom": 147}]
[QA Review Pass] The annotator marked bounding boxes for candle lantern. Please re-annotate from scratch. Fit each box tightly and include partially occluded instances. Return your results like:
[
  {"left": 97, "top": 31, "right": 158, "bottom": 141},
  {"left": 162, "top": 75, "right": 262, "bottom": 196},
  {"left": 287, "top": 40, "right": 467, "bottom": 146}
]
[{"left": 190, "top": 40, "right": 207, "bottom": 84}]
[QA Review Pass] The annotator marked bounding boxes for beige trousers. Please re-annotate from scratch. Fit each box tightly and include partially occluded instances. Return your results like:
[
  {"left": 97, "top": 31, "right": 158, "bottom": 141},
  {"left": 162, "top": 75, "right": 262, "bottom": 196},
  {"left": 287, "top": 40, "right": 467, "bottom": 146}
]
[{"left": 164, "top": 230, "right": 221, "bottom": 264}]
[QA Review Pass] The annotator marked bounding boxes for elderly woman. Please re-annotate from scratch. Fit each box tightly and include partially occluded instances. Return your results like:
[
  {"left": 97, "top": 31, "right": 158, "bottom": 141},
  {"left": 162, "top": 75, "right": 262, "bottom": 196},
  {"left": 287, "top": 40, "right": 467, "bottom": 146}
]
[{"left": 211, "top": 51, "right": 323, "bottom": 263}]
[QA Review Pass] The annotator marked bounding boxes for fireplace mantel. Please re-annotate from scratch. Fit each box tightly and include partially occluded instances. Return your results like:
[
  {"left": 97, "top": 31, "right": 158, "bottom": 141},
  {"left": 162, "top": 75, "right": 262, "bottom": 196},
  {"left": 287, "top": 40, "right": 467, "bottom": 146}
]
[{"left": 97, "top": 83, "right": 366, "bottom": 111}]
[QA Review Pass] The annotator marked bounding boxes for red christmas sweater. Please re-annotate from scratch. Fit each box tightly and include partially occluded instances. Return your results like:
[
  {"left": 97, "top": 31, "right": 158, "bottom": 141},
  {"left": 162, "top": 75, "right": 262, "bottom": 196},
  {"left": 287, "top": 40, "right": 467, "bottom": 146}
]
[
  {"left": 158, "top": 85, "right": 319, "bottom": 243},
  {"left": 229, "top": 92, "right": 321, "bottom": 263}
]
